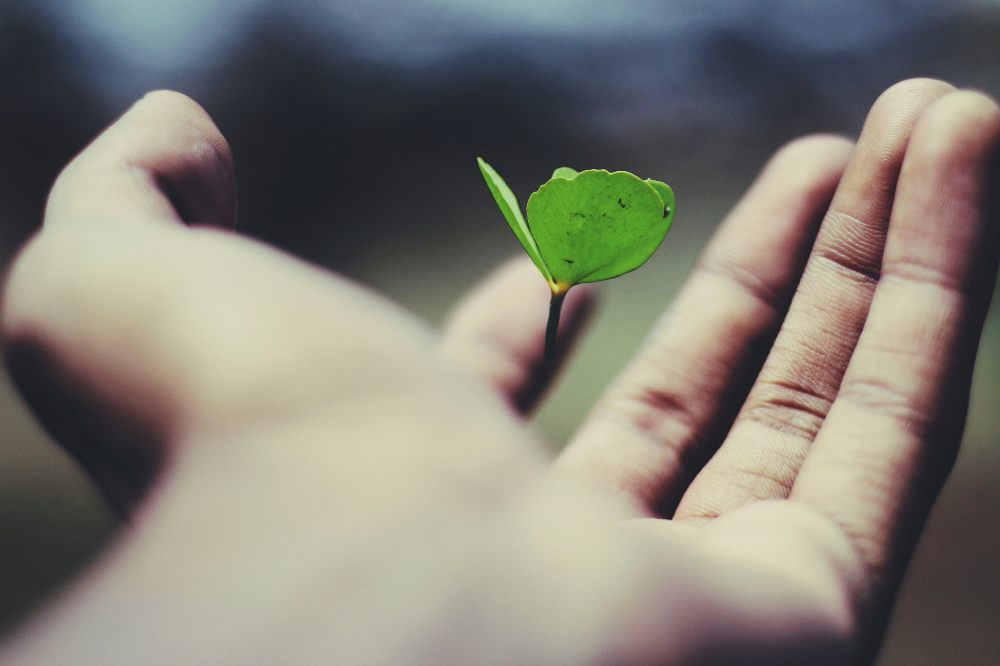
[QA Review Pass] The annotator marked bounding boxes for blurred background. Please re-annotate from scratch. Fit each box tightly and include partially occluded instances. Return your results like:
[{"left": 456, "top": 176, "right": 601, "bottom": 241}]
[{"left": 0, "top": 0, "right": 998, "bottom": 662}]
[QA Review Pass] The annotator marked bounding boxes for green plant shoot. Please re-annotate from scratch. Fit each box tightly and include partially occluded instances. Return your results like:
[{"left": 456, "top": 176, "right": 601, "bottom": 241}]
[{"left": 477, "top": 157, "right": 676, "bottom": 359}]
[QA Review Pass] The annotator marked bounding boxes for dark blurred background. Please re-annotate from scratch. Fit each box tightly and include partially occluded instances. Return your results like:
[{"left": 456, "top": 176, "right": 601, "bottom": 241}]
[{"left": 1, "top": 0, "right": 998, "bottom": 663}]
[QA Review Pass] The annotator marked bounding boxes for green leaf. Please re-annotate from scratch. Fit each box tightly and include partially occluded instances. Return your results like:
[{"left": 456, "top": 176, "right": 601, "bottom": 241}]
[
  {"left": 477, "top": 157, "right": 553, "bottom": 283},
  {"left": 526, "top": 169, "right": 672, "bottom": 286},
  {"left": 645, "top": 179, "right": 675, "bottom": 217},
  {"left": 477, "top": 159, "right": 676, "bottom": 360},
  {"left": 551, "top": 166, "right": 579, "bottom": 180},
  {"left": 645, "top": 178, "right": 676, "bottom": 239}
]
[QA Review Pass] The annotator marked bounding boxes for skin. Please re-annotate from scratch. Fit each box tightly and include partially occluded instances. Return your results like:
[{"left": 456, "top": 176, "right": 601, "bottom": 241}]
[{"left": 0, "top": 78, "right": 997, "bottom": 664}]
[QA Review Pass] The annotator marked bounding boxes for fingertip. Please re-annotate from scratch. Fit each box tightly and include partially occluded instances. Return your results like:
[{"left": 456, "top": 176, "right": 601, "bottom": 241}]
[
  {"left": 856, "top": 78, "right": 956, "bottom": 165},
  {"left": 902, "top": 89, "right": 1000, "bottom": 221},
  {"left": 909, "top": 89, "right": 1000, "bottom": 160},
  {"left": 125, "top": 90, "right": 238, "bottom": 228},
  {"left": 759, "top": 134, "right": 854, "bottom": 203},
  {"left": 883, "top": 89, "right": 1000, "bottom": 297},
  {"left": 716, "top": 133, "right": 854, "bottom": 278},
  {"left": 770, "top": 134, "right": 855, "bottom": 168},
  {"left": 442, "top": 255, "right": 596, "bottom": 414},
  {"left": 134, "top": 89, "right": 219, "bottom": 127},
  {"left": 868, "top": 78, "right": 956, "bottom": 117},
  {"left": 46, "top": 89, "right": 238, "bottom": 230}
]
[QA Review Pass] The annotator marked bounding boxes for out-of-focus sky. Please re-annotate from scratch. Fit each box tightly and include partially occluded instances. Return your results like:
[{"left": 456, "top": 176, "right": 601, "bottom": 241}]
[
  {"left": 1, "top": 1, "right": 999, "bottom": 664},
  {"left": 17, "top": 0, "right": 974, "bottom": 128}
]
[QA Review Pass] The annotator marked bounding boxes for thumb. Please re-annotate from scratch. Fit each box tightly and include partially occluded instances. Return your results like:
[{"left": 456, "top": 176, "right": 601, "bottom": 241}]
[
  {"left": 44, "top": 89, "right": 237, "bottom": 230},
  {"left": 3, "top": 90, "right": 237, "bottom": 512}
]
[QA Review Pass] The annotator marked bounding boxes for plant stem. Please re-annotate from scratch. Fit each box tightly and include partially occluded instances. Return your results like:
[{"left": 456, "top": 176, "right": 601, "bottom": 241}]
[{"left": 544, "top": 291, "right": 566, "bottom": 361}]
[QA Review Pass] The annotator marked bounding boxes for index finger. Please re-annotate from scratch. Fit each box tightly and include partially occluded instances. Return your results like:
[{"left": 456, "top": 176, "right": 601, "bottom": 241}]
[{"left": 3, "top": 91, "right": 238, "bottom": 510}]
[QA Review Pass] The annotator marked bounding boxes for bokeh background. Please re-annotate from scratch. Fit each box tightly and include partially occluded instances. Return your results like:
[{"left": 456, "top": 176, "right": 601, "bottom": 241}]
[{"left": 1, "top": 0, "right": 998, "bottom": 663}]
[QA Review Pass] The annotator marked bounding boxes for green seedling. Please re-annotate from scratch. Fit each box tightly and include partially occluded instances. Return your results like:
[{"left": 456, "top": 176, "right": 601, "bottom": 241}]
[{"left": 477, "top": 157, "right": 675, "bottom": 359}]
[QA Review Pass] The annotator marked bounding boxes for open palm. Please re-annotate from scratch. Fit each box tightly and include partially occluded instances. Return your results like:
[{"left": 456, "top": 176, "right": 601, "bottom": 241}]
[{"left": 2, "top": 79, "right": 998, "bottom": 665}]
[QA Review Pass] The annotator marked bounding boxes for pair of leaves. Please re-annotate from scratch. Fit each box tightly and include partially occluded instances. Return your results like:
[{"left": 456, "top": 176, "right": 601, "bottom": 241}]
[{"left": 477, "top": 157, "right": 675, "bottom": 295}]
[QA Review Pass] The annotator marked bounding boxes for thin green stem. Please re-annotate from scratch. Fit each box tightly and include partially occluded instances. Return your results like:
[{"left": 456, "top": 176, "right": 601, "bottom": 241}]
[{"left": 544, "top": 292, "right": 566, "bottom": 361}]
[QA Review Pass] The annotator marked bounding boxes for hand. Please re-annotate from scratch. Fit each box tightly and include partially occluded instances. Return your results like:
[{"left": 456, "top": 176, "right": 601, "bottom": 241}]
[{"left": 1, "top": 80, "right": 997, "bottom": 665}]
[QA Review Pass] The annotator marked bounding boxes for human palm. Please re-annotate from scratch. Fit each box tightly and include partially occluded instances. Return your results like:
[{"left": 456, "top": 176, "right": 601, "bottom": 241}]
[{"left": 2, "top": 79, "right": 998, "bottom": 664}]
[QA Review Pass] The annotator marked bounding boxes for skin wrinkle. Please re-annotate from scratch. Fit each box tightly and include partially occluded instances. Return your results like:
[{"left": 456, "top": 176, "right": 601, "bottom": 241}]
[
  {"left": 741, "top": 376, "right": 833, "bottom": 440},
  {"left": 693, "top": 256, "right": 790, "bottom": 313},
  {"left": 835, "top": 377, "right": 940, "bottom": 442},
  {"left": 595, "top": 280, "right": 772, "bottom": 500},
  {"left": 810, "top": 234, "right": 883, "bottom": 287},
  {"left": 812, "top": 194, "right": 889, "bottom": 279},
  {"left": 785, "top": 94, "right": 1000, "bottom": 662}
]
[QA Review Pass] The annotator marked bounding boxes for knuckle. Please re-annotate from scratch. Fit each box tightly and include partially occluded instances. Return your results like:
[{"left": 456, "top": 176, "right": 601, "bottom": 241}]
[
  {"left": 879, "top": 255, "right": 964, "bottom": 294},
  {"left": 741, "top": 377, "right": 834, "bottom": 440},
  {"left": 2, "top": 224, "right": 418, "bottom": 423},
  {"left": 836, "top": 375, "right": 937, "bottom": 440},
  {"left": 2, "top": 223, "right": 175, "bottom": 344},
  {"left": 597, "top": 381, "right": 714, "bottom": 481},
  {"left": 2, "top": 231, "right": 51, "bottom": 339},
  {"left": 695, "top": 255, "right": 787, "bottom": 312},
  {"left": 619, "top": 384, "right": 703, "bottom": 441}
]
